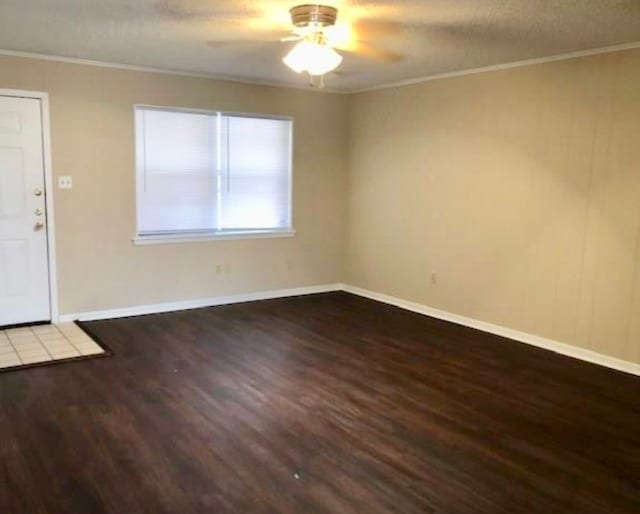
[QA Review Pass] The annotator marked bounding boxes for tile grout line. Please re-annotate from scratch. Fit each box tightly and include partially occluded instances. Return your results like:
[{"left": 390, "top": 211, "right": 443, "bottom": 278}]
[
  {"left": 31, "top": 326, "right": 54, "bottom": 359},
  {"left": 4, "top": 331, "right": 24, "bottom": 366},
  {"left": 37, "top": 325, "right": 83, "bottom": 358},
  {"left": 13, "top": 327, "right": 50, "bottom": 363},
  {"left": 0, "top": 332, "right": 20, "bottom": 368},
  {"left": 60, "top": 325, "right": 83, "bottom": 356},
  {"left": 0, "top": 324, "right": 109, "bottom": 373}
]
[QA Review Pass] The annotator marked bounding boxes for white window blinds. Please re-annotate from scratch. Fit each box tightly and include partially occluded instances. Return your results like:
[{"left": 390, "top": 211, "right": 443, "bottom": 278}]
[{"left": 135, "top": 107, "right": 292, "bottom": 237}]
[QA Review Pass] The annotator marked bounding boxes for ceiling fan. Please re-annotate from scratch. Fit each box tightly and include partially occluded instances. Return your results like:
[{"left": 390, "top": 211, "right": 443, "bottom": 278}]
[
  {"left": 268, "top": 3, "right": 406, "bottom": 87},
  {"left": 157, "top": 1, "right": 404, "bottom": 88},
  {"left": 281, "top": 5, "right": 344, "bottom": 78}
]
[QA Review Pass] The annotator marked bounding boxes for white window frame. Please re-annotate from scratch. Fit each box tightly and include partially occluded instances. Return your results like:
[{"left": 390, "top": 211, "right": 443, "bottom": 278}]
[{"left": 132, "top": 105, "right": 295, "bottom": 245}]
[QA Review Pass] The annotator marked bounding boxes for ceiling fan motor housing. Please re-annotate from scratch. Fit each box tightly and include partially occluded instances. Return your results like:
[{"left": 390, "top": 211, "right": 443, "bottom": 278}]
[{"left": 289, "top": 4, "right": 338, "bottom": 28}]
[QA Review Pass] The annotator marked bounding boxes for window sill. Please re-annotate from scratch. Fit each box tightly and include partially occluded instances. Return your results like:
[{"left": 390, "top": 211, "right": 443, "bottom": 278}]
[{"left": 132, "top": 229, "right": 296, "bottom": 245}]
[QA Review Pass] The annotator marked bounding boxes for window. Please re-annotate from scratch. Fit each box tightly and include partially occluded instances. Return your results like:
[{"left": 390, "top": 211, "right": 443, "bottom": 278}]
[{"left": 134, "top": 106, "right": 293, "bottom": 242}]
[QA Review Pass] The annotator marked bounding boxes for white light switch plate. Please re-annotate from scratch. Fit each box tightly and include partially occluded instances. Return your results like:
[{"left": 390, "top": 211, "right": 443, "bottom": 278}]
[{"left": 58, "top": 176, "right": 73, "bottom": 189}]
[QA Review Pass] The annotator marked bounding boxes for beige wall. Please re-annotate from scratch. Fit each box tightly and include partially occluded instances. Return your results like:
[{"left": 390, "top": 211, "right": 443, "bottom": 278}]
[
  {"left": 0, "top": 55, "right": 348, "bottom": 314},
  {"left": 346, "top": 48, "right": 640, "bottom": 365},
  {"left": 2, "top": 49, "right": 639, "bottom": 366}
]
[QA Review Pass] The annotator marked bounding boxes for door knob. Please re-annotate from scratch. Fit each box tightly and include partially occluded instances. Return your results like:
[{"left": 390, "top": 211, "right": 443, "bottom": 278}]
[
  {"left": 34, "top": 221, "right": 44, "bottom": 230},
  {"left": 34, "top": 208, "right": 43, "bottom": 216},
  {"left": 34, "top": 188, "right": 42, "bottom": 196}
]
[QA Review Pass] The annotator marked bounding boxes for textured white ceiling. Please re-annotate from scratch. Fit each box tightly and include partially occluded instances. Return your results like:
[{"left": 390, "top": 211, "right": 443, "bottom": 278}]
[{"left": 1, "top": 1, "right": 639, "bottom": 91}]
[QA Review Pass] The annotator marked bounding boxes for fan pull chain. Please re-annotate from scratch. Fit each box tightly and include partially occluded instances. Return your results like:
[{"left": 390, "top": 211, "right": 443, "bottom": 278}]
[{"left": 308, "top": 74, "right": 326, "bottom": 89}]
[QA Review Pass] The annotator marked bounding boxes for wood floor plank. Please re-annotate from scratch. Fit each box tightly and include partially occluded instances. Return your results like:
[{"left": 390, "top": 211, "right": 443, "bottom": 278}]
[{"left": 0, "top": 292, "right": 638, "bottom": 513}]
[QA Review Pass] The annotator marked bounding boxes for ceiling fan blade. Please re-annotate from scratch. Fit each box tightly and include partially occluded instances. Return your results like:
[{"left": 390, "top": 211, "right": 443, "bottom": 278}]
[
  {"left": 419, "top": 20, "right": 555, "bottom": 50},
  {"left": 330, "top": 69, "right": 361, "bottom": 78},
  {"left": 322, "top": 18, "right": 406, "bottom": 64},
  {"left": 351, "top": 20, "right": 405, "bottom": 40},
  {"left": 155, "top": 0, "right": 260, "bottom": 21},
  {"left": 207, "top": 40, "right": 264, "bottom": 49},
  {"left": 336, "top": 40, "right": 405, "bottom": 63},
  {"left": 202, "top": 19, "right": 292, "bottom": 41}
]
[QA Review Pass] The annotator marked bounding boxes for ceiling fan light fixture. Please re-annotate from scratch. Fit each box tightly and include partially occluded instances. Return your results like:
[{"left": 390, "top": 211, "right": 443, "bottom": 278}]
[{"left": 283, "top": 40, "right": 343, "bottom": 76}]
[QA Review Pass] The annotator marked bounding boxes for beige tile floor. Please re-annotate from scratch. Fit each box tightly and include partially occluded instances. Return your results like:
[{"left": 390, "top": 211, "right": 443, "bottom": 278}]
[{"left": 0, "top": 323, "right": 104, "bottom": 370}]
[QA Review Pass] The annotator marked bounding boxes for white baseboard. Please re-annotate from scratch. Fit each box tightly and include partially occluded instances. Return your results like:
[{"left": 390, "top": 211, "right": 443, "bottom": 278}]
[
  {"left": 58, "top": 283, "right": 342, "bottom": 323},
  {"left": 342, "top": 284, "right": 640, "bottom": 377},
  {"left": 58, "top": 281, "right": 640, "bottom": 376}
]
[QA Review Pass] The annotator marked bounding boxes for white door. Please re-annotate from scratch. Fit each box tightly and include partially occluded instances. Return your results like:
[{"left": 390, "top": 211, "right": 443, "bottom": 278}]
[{"left": 0, "top": 95, "right": 50, "bottom": 326}]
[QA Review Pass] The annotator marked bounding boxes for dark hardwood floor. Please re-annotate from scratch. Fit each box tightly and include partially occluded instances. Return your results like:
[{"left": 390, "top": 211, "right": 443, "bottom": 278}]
[{"left": 0, "top": 292, "right": 638, "bottom": 513}]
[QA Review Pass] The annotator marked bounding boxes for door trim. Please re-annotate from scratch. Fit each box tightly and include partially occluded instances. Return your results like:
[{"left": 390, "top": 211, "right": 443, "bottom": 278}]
[{"left": 0, "top": 89, "right": 58, "bottom": 323}]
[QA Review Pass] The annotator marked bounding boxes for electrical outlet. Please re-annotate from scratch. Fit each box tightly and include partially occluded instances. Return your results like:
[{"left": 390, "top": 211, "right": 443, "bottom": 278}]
[
  {"left": 431, "top": 272, "right": 437, "bottom": 285},
  {"left": 215, "top": 264, "right": 223, "bottom": 275},
  {"left": 58, "top": 176, "right": 73, "bottom": 189}
]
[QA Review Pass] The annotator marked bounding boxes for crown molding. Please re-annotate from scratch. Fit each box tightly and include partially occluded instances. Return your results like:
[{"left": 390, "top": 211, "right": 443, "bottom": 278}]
[
  {"left": 1, "top": 41, "right": 639, "bottom": 96},
  {"left": 0, "top": 48, "right": 347, "bottom": 94},
  {"left": 350, "top": 40, "right": 640, "bottom": 94}
]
